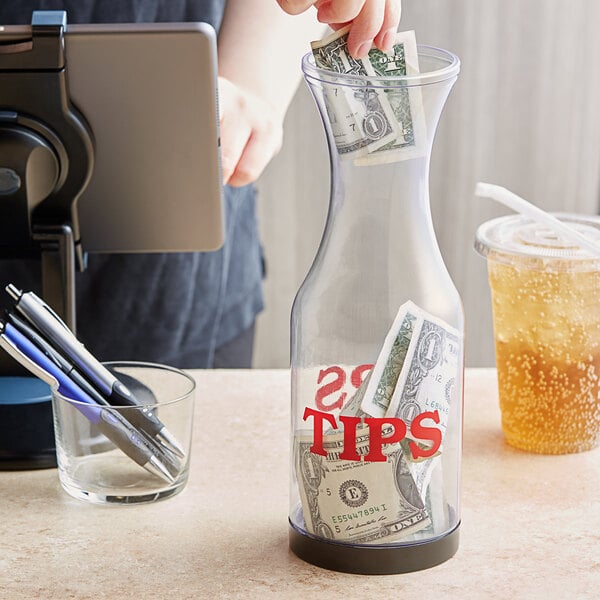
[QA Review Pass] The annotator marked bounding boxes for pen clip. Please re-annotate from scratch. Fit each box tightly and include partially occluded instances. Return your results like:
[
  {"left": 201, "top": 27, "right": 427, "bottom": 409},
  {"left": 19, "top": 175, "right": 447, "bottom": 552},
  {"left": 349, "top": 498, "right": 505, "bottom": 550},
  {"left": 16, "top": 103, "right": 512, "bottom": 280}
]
[
  {"left": 6, "top": 312, "right": 68, "bottom": 373},
  {"left": 35, "top": 294, "right": 73, "bottom": 335}
]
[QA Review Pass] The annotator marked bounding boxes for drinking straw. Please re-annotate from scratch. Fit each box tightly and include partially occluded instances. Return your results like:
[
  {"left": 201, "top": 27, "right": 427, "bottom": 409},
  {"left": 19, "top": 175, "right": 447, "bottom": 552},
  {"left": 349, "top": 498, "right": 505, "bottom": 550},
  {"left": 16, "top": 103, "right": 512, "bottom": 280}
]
[{"left": 475, "top": 182, "right": 600, "bottom": 257}]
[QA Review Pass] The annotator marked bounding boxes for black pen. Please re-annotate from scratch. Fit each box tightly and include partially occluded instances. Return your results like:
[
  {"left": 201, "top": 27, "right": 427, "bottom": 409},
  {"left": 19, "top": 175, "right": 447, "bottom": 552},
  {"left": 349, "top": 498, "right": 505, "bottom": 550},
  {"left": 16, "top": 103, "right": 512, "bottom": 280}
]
[{"left": 5, "top": 284, "right": 185, "bottom": 458}]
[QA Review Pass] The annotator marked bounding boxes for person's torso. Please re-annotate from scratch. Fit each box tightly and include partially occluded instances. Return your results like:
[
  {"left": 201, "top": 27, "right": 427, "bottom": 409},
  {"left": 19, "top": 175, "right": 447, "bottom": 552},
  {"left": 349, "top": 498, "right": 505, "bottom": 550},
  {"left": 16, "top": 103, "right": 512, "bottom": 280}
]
[
  {"left": 0, "top": 0, "right": 265, "bottom": 368},
  {"left": 0, "top": 1, "right": 225, "bottom": 31}
]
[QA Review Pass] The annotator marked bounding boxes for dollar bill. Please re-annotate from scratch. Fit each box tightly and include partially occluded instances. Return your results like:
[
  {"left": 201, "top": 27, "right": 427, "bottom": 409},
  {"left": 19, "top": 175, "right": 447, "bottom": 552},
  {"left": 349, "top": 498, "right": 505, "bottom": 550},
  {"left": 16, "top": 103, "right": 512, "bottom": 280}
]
[
  {"left": 295, "top": 427, "right": 430, "bottom": 544},
  {"left": 333, "top": 365, "right": 441, "bottom": 507},
  {"left": 311, "top": 26, "right": 399, "bottom": 158},
  {"left": 311, "top": 27, "right": 426, "bottom": 164},
  {"left": 368, "top": 30, "right": 420, "bottom": 76},
  {"left": 359, "top": 301, "right": 419, "bottom": 418},
  {"left": 386, "top": 312, "right": 460, "bottom": 445},
  {"left": 355, "top": 31, "right": 427, "bottom": 165}
]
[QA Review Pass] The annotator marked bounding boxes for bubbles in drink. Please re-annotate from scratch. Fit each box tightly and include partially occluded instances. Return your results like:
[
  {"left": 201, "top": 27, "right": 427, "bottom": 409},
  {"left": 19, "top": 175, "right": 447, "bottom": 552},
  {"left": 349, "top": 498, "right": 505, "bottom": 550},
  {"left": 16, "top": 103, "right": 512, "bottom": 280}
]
[{"left": 488, "top": 254, "right": 600, "bottom": 453}]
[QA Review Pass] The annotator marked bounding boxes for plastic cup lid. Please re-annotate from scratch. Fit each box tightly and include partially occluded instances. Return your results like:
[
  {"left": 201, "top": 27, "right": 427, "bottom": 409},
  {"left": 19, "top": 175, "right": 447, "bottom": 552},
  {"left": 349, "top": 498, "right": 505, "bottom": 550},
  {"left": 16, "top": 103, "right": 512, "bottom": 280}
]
[{"left": 474, "top": 213, "right": 600, "bottom": 260}]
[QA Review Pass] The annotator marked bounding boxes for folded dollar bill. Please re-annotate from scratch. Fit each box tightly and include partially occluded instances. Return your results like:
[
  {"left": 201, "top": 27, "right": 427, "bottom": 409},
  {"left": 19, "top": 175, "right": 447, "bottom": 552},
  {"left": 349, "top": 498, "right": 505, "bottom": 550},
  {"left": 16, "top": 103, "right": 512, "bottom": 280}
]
[
  {"left": 359, "top": 300, "right": 419, "bottom": 418},
  {"left": 295, "top": 427, "right": 430, "bottom": 544},
  {"left": 310, "top": 27, "right": 426, "bottom": 165},
  {"left": 355, "top": 31, "right": 427, "bottom": 166},
  {"left": 384, "top": 309, "right": 460, "bottom": 447},
  {"left": 357, "top": 302, "right": 459, "bottom": 448},
  {"left": 311, "top": 26, "right": 399, "bottom": 159}
]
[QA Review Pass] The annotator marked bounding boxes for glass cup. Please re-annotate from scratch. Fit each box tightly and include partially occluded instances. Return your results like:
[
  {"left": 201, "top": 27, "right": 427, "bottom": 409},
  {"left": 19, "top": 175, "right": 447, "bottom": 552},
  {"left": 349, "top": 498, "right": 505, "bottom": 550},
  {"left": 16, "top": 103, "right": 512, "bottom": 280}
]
[
  {"left": 51, "top": 361, "right": 195, "bottom": 504},
  {"left": 475, "top": 214, "right": 600, "bottom": 454}
]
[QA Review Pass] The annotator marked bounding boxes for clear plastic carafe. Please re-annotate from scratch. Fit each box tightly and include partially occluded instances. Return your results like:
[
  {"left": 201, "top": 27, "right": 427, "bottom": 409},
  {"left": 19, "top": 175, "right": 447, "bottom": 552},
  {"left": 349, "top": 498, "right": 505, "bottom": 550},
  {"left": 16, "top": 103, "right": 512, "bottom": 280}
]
[{"left": 289, "top": 41, "right": 464, "bottom": 574}]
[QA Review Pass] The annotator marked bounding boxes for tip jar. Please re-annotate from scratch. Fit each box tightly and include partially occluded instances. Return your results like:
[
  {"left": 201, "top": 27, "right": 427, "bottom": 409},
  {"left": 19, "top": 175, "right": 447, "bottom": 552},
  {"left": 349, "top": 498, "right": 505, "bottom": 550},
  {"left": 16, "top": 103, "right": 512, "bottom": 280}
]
[{"left": 289, "top": 36, "right": 464, "bottom": 574}]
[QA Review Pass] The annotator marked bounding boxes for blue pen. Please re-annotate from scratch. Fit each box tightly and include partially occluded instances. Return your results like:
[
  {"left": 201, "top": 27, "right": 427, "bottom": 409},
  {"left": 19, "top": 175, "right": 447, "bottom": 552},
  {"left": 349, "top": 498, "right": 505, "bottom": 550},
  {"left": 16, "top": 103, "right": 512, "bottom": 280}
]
[{"left": 0, "top": 321, "right": 174, "bottom": 483}]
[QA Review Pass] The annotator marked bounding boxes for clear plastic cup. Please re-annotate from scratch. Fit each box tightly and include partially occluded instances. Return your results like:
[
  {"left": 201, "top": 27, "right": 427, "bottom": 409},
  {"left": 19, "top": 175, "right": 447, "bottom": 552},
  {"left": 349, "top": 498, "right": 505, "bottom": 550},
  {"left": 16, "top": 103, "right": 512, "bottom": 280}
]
[
  {"left": 51, "top": 361, "right": 195, "bottom": 504},
  {"left": 475, "top": 213, "right": 600, "bottom": 454}
]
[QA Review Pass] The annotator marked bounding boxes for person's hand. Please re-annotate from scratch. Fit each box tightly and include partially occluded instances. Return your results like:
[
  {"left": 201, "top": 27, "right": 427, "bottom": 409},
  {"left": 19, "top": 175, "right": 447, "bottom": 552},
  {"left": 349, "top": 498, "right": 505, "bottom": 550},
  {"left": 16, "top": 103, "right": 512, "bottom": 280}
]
[
  {"left": 218, "top": 76, "right": 284, "bottom": 187},
  {"left": 276, "top": 0, "right": 402, "bottom": 58}
]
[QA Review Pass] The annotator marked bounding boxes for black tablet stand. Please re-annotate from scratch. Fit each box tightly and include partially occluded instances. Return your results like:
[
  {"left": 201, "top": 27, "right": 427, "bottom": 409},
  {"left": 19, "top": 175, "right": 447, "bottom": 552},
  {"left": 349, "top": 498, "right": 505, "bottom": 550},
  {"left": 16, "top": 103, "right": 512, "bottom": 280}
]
[
  {"left": 0, "top": 10, "right": 94, "bottom": 330},
  {"left": 0, "top": 11, "right": 94, "bottom": 469}
]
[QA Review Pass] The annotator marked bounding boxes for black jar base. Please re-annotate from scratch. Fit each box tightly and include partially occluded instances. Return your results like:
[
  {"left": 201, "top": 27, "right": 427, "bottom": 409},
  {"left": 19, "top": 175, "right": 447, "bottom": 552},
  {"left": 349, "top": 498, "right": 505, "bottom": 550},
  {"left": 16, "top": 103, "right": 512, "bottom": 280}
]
[{"left": 289, "top": 521, "right": 460, "bottom": 575}]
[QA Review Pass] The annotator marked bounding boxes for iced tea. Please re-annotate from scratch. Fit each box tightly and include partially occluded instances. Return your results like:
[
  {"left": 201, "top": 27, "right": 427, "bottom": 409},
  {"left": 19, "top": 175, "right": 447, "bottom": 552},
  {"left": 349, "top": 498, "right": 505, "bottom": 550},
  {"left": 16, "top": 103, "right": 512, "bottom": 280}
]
[
  {"left": 488, "top": 253, "right": 600, "bottom": 453},
  {"left": 475, "top": 214, "right": 600, "bottom": 454}
]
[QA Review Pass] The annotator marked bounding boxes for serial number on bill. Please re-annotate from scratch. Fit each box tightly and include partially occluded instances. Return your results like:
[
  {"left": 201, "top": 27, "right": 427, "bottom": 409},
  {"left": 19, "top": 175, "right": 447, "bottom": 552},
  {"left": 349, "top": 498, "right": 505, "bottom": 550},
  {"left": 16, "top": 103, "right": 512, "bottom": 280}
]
[{"left": 331, "top": 504, "right": 388, "bottom": 523}]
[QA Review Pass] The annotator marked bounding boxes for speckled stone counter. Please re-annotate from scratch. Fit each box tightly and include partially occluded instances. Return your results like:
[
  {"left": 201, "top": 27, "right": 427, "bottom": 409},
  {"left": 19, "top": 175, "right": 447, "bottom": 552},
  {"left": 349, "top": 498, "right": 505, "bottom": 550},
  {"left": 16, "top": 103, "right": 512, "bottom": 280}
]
[{"left": 0, "top": 369, "right": 599, "bottom": 599}]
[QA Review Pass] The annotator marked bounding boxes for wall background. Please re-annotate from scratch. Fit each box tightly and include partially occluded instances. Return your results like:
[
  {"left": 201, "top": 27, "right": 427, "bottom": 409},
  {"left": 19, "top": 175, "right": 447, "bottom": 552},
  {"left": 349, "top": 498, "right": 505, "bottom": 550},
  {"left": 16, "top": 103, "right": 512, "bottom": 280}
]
[{"left": 254, "top": 0, "right": 600, "bottom": 368}]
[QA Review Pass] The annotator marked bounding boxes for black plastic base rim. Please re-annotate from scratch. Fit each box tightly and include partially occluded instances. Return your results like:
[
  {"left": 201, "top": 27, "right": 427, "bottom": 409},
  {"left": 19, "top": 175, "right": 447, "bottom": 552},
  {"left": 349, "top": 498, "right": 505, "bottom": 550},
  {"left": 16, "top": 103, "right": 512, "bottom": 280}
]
[
  {"left": 289, "top": 521, "right": 460, "bottom": 575},
  {"left": 0, "top": 451, "right": 57, "bottom": 470}
]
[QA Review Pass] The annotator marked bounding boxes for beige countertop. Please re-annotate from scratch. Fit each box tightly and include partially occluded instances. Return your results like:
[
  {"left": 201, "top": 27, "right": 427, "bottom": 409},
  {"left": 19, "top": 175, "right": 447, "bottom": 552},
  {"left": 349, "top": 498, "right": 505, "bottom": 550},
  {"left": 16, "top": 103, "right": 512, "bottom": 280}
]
[{"left": 0, "top": 368, "right": 599, "bottom": 599}]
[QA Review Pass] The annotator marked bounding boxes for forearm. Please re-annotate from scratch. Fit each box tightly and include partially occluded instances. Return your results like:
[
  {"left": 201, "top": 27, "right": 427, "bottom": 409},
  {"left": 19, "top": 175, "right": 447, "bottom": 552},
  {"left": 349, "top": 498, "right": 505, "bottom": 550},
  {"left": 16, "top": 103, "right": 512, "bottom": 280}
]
[{"left": 218, "top": 0, "right": 325, "bottom": 118}]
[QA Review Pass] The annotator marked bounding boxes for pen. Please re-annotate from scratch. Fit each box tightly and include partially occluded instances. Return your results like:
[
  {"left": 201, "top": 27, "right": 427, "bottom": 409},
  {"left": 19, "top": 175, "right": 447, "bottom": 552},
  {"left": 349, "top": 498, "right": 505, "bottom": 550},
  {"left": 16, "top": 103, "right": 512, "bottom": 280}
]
[
  {"left": 5, "top": 284, "right": 185, "bottom": 458},
  {"left": 6, "top": 311, "right": 112, "bottom": 407},
  {"left": 0, "top": 320, "right": 175, "bottom": 483},
  {"left": 5, "top": 311, "right": 181, "bottom": 466},
  {"left": 6, "top": 312, "right": 183, "bottom": 478}
]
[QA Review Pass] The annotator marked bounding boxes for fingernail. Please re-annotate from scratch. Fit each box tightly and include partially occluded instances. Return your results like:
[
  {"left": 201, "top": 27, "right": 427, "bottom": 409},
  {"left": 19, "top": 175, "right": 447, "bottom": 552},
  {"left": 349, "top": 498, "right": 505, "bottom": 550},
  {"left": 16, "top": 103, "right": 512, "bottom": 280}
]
[{"left": 355, "top": 41, "right": 373, "bottom": 58}]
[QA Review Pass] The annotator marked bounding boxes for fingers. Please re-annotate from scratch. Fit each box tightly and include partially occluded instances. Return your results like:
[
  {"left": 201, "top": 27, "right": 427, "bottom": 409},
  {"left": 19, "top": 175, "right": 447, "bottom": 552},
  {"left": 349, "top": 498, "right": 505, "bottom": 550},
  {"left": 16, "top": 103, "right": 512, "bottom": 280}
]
[
  {"left": 315, "top": 0, "right": 365, "bottom": 25},
  {"left": 344, "top": 0, "right": 386, "bottom": 58},
  {"left": 227, "top": 126, "right": 282, "bottom": 188},
  {"left": 219, "top": 115, "right": 251, "bottom": 187},
  {"left": 218, "top": 78, "right": 283, "bottom": 188},
  {"left": 276, "top": 0, "right": 317, "bottom": 15},
  {"left": 374, "top": 0, "right": 402, "bottom": 52},
  {"left": 303, "top": 0, "right": 402, "bottom": 58}
]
